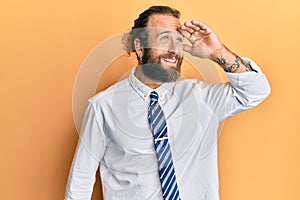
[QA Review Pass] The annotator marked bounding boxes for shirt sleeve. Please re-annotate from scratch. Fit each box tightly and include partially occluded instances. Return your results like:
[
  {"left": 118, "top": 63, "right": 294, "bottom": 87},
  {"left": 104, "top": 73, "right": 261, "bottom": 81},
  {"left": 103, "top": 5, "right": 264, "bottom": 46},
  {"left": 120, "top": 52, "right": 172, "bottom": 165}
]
[
  {"left": 65, "top": 100, "right": 107, "bottom": 200},
  {"left": 199, "top": 58, "right": 271, "bottom": 121}
]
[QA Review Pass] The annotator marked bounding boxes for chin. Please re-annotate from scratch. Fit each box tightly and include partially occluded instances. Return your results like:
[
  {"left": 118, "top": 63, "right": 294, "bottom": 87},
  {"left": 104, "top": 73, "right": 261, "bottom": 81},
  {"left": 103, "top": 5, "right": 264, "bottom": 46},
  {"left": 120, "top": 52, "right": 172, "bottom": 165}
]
[{"left": 162, "top": 63, "right": 181, "bottom": 74}]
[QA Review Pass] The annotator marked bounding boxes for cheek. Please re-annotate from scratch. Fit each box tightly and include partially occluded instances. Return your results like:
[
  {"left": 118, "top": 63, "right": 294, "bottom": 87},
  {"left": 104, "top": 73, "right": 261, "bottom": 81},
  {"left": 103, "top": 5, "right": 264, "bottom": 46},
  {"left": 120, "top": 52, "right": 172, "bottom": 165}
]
[
  {"left": 149, "top": 49, "right": 163, "bottom": 59},
  {"left": 147, "top": 36, "right": 159, "bottom": 49},
  {"left": 178, "top": 46, "right": 184, "bottom": 55},
  {"left": 143, "top": 49, "right": 161, "bottom": 63},
  {"left": 157, "top": 43, "right": 172, "bottom": 52},
  {"left": 159, "top": 43, "right": 184, "bottom": 54},
  {"left": 149, "top": 40, "right": 170, "bottom": 52}
]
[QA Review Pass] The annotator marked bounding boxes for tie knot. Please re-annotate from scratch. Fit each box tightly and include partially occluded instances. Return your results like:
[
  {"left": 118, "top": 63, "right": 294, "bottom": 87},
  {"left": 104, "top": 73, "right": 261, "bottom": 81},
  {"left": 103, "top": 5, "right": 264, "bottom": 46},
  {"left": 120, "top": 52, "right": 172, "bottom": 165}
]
[{"left": 150, "top": 91, "right": 159, "bottom": 103}]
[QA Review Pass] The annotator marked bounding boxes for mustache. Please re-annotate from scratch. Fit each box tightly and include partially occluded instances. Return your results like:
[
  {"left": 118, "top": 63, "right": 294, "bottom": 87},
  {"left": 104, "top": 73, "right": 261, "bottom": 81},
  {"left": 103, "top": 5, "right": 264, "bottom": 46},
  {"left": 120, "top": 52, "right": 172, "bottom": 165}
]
[{"left": 159, "top": 52, "right": 183, "bottom": 60}]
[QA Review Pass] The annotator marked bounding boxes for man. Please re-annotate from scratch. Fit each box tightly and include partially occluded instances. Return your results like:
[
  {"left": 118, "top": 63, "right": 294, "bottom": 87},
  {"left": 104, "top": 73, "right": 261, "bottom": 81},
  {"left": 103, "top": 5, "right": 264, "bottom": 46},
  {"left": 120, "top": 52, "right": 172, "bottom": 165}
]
[{"left": 65, "top": 5, "right": 270, "bottom": 200}]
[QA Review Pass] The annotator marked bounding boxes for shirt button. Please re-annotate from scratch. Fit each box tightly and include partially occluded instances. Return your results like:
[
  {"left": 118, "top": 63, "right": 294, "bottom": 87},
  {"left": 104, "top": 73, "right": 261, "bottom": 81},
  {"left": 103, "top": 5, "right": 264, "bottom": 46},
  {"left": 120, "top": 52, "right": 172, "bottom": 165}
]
[
  {"left": 144, "top": 94, "right": 147, "bottom": 98},
  {"left": 160, "top": 95, "right": 164, "bottom": 100}
]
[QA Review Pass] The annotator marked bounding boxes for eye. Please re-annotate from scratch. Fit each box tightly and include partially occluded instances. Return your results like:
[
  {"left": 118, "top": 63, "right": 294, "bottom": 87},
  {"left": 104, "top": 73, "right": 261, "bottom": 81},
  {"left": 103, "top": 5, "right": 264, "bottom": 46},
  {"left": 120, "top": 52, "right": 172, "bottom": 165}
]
[
  {"left": 160, "top": 35, "right": 169, "bottom": 42},
  {"left": 176, "top": 37, "right": 183, "bottom": 43}
]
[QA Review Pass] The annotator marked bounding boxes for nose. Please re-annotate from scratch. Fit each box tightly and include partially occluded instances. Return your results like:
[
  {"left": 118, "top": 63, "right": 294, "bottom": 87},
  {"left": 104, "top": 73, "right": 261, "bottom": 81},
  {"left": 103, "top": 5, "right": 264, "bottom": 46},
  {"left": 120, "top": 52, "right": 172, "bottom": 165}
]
[
  {"left": 168, "top": 39, "right": 176, "bottom": 53},
  {"left": 168, "top": 37, "right": 182, "bottom": 55}
]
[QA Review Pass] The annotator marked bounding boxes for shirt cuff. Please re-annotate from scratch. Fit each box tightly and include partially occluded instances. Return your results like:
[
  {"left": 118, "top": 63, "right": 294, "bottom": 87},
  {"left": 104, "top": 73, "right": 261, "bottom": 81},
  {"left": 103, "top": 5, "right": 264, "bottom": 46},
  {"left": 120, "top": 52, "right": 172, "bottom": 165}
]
[{"left": 225, "top": 57, "right": 265, "bottom": 86}]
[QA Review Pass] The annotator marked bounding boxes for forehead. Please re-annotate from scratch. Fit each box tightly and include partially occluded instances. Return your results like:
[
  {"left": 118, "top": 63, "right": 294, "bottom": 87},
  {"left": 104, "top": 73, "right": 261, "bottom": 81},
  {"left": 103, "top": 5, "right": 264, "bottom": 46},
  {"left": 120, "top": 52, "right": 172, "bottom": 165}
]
[{"left": 147, "top": 14, "right": 181, "bottom": 31}]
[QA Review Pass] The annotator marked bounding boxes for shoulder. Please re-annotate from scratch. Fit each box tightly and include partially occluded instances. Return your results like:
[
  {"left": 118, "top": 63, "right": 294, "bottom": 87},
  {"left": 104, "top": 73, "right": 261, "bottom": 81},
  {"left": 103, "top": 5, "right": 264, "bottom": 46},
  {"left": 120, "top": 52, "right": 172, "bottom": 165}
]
[
  {"left": 88, "top": 78, "right": 130, "bottom": 107},
  {"left": 175, "top": 79, "right": 208, "bottom": 90}
]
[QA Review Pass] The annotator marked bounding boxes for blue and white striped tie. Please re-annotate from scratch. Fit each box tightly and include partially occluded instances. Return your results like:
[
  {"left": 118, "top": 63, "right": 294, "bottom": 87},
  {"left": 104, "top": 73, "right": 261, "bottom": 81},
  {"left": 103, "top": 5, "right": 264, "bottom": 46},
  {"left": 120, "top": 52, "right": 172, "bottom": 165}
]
[{"left": 148, "top": 91, "right": 181, "bottom": 200}]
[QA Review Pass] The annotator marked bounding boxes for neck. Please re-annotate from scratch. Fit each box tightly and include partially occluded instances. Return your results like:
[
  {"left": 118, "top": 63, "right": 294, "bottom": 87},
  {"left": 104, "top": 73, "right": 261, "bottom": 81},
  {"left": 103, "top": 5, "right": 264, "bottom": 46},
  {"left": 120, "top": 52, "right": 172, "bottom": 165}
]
[{"left": 134, "top": 66, "right": 162, "bottom": 89}]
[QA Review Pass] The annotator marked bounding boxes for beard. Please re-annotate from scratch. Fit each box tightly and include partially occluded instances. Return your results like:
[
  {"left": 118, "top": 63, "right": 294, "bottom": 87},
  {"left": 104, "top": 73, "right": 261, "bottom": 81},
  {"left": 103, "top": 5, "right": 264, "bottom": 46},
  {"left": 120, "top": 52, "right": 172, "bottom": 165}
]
[{"left": 140, "top": 48, "right": 183, "bottom": 83}]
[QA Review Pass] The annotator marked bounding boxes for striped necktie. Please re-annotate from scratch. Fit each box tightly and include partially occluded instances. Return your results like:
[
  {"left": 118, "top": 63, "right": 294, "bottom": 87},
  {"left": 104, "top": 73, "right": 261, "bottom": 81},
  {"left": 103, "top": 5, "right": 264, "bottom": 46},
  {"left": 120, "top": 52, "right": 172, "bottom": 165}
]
[{"left": 148, "top": 91, "right": 181, "bottom": 200}]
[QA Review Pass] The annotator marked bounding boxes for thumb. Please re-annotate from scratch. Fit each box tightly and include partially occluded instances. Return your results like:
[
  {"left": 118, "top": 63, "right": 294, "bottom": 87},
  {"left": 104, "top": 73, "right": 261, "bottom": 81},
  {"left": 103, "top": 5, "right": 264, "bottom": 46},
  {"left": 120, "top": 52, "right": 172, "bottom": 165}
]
[{"left": 182, "top": 44, "right": 192, "bottom": 54}]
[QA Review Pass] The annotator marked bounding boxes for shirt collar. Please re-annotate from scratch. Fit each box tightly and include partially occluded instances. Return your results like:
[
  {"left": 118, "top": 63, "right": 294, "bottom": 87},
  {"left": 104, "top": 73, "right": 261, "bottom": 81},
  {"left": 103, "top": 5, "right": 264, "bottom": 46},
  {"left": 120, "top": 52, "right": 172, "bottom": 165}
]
[{"left": 129, "top": 67, "right": 176, "bottom": 101}]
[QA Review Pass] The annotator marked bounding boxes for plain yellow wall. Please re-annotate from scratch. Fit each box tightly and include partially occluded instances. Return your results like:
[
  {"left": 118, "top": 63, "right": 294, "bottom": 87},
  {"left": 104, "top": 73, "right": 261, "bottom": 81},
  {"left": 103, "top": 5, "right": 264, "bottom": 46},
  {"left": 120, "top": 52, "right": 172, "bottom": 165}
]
[{"left": 1, "top": 0, "right": 299, "bottom": 200}]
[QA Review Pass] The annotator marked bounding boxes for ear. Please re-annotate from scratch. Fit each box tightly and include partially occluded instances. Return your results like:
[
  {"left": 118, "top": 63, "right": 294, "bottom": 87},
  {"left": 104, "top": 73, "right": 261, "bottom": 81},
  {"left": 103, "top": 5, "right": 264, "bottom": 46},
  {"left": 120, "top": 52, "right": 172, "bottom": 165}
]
[{"left": 134, "top": 38, "right": 144, "bottom": 58}]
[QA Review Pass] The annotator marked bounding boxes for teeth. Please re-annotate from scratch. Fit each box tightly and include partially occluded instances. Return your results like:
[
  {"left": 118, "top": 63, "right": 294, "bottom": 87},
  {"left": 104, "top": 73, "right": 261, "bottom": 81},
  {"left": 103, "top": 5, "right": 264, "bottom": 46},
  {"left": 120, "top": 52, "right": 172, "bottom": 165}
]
[{"left": 164, "top": 58, "right": 176, "bottom": 63}]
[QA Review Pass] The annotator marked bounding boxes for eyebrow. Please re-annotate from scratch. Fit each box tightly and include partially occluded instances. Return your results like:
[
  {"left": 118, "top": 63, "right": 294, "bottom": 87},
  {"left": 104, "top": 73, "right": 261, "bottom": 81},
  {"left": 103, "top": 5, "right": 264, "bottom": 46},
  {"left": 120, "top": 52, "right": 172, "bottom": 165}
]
[{"left": 157, "top": 30, "right": 184, "bottom": 37}]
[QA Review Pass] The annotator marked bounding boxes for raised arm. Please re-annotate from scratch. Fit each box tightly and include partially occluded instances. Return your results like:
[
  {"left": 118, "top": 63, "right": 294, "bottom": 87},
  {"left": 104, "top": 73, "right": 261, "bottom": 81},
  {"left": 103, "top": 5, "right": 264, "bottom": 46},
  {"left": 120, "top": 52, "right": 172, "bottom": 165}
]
[
  {"left": 179, "top": 20, "right": 256, "bottom": 73},
  {"left": 179, "top": 20, "right": 270, "bottom": 120}
]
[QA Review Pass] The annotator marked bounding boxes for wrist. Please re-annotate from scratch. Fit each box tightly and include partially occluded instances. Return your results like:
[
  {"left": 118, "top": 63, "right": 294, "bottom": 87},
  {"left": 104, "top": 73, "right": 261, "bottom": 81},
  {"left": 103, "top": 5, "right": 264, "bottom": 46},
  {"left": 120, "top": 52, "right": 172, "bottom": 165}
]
[
  {"left": 209, "top": 44, "right": 227, "bottom": 61},
  {"left": 210, "top": 46, "right": 244, "bottom": 73}
]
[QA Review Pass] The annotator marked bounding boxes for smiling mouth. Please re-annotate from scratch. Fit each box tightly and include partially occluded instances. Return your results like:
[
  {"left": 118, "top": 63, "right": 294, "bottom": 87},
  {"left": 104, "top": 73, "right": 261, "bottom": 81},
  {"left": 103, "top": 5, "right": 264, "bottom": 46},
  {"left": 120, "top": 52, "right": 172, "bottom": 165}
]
[
  {"left": 162, "top": 57, "right": 177, "bottom": 64},
  {"left": 161, "top": 54, "right": 180, "bottom": 66}
]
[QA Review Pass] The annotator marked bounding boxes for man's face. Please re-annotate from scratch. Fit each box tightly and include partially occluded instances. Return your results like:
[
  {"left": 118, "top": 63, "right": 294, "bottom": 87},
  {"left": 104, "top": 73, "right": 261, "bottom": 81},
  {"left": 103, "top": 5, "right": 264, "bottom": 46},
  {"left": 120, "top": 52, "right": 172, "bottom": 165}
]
[{"left": 141, "top": 14, "right": 184, "bottom": 83}]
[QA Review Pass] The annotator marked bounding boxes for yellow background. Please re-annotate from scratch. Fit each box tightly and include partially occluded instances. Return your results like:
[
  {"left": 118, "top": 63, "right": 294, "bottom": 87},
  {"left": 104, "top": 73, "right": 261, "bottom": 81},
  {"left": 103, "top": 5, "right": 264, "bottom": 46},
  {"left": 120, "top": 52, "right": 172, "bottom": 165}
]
[{"left": 1, "top": 0, "right": 299, "bottom": 199}]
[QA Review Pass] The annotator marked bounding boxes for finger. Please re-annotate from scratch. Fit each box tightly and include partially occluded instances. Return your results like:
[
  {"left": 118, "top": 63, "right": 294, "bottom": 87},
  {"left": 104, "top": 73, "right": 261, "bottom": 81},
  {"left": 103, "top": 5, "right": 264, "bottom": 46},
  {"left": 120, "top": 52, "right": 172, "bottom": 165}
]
[
  {"left": 183, "top": 21, "right": 200, "bottom": 32},
  {"left": 178, "top": 28, "right": 194, "bottom": 43},
  {"left": 191, "top": 20, "right": 208, "bottom": 31},
  {"left": 184, "top": 21, "right": 200, "bottom": 30},
  {"left": 180, "top": 24, "right": 195, "bottom": 35},
  {"left": 182, "top": 44, "right": 193, "bottom": 53}
]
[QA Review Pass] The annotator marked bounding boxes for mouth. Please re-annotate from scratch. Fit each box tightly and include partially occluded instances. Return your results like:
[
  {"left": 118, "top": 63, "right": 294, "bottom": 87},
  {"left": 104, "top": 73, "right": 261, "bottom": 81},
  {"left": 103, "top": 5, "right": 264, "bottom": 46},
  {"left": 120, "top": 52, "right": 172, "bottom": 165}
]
[
  {"left": 161, "top": 54, "right": 180, "bottom": 67},
  {"left": 162, "top": 57, "right": 177, "bottom": 64}
]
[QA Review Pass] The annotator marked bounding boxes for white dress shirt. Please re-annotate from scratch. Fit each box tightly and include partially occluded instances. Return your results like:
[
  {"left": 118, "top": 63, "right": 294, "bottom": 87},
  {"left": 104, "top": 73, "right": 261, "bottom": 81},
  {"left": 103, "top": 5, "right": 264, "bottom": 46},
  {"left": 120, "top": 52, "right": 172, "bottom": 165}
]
[{"left": 65, "top": 59, "right": 270, "bottom": 200}]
